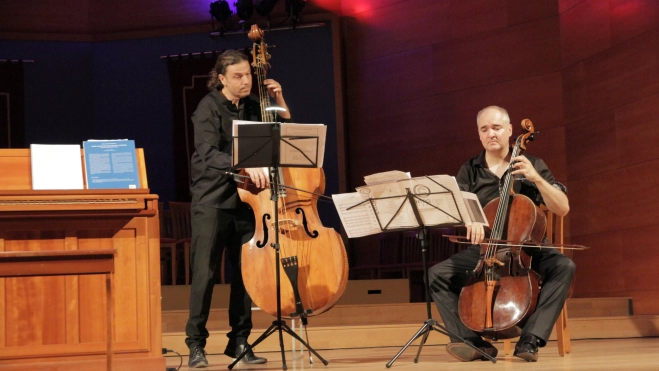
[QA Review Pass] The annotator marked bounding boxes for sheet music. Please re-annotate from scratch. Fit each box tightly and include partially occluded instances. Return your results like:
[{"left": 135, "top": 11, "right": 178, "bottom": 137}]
[
  {"left": 280, "top": 123, "right": 326, "bottom": 168},
  {"left": 424, "top": 175, "right": 488, "bottom": 227},
  {"left": 331, "top": 193, "right": 382, "bottom": 238},
  {"left": 356, "top": 182, "right": 418, "bottom": 230},
  {"left": 333, "top": 173, "right": 488, "bottom": 238}
]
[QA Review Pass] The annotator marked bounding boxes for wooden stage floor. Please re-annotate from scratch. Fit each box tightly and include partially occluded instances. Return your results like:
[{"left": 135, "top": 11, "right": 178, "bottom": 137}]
[{"left": 165, "top": 337, "right": 659, "bottom": 370}]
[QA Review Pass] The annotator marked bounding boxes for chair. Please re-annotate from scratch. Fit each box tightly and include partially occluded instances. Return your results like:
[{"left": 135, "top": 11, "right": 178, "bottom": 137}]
[
  {"left": 168, "top": 201, "right": 192, "bottom": 284},
  {"left": 502, "top": 207, "right": 571, "bottom": 356},
  {"left": 159, "top": 202, "right": 178, "bottom": 285},
  {"left": 376, "top": 232, "right": 405, "bottom": 279}
]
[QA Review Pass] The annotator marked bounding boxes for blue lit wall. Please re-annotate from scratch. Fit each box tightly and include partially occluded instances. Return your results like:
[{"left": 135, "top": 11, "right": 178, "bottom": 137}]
[{"left": 0, "top": 25, "right": 338, "bottom": 230}]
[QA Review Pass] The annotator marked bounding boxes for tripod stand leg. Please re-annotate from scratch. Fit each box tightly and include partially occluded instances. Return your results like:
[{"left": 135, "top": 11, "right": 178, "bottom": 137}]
[
  {"left": 280, "top": 322, "right": 329, "bottom": 365},
  {"left": 278, "top": 322, "right": 287, "bottom": 370},
  {"left": 413, "top": 328, "right": 430, "bottom": 363},
  {"left": 385, "top": 322, "right": 431, "bottom": 368}
]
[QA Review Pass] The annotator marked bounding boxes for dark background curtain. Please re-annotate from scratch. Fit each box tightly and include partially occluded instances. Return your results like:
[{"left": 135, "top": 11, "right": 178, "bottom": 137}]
[
  {"left": 166, "top": 51, "right": 225, "bottom": 202},
  {"left": 0, "top": 61, "right": 26, "bottom": 148}
]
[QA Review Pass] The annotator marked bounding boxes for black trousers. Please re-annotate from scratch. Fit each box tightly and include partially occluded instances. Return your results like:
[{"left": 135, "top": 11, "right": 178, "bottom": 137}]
[
  {"left": 428, "top": 245, "right": 575, "bottom": 346},
  {"left": 185, "top": 202, "right": 255, "bottom": 350}
]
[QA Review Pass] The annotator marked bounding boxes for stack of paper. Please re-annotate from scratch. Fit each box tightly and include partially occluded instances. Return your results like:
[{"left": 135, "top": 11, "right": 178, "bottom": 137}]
[
  {"left": 332, "top": 173, "right": 487, "bottom": 238},
  {"left": 364, "top": 170, "right": 411, "bottom": 185}
]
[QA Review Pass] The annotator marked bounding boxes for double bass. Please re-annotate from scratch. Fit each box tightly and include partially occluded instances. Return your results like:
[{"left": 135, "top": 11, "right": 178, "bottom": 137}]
[
  {"left": 457, "top": 119, "right": 545, "bottom": 340},
  {"left": 238, "top": 25, "right": 349, "bottom": 319}
]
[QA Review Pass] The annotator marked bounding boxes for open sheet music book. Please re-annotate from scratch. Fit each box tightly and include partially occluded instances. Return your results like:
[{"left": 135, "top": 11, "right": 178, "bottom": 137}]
[{"left": 332, "top": 174, "right": 488, "bottom": 238}]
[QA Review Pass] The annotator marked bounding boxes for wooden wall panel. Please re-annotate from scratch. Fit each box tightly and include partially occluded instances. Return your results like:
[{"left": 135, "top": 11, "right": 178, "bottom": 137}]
[
  {"left": 615, "top": 93, "right": 659, "bottom": 167},
  {"left": 569, "top": 160, "right": 659, "bottom": 238},
  {"left": 342, "top": 0, "right": 452, "bottom": 62},
  {"left": 565, "top": 111, "right": 618, "bottom": 179},
  {"left": 343, "top": 0, "right": 512, "bottom": 62},
  {"left": 609, "top": 0, "right": 659, "bottom": 45},
  {"left": 559, "top": 0, "right": 612, "bottom": 67},
  {"left": 562, "top": 27, "right": 659, "bottom": 123},
  {"left": 507, "top": 0, "right": 559, "bottom": 25},
  {"left": 572, "top": 226, "right": 659, "bottom": 314},
  {"left": 432, "top": 17, "right": 561, "bottom": 94},
  {"left": 559, "top": 0, "right": 588, "bottom": 13}
]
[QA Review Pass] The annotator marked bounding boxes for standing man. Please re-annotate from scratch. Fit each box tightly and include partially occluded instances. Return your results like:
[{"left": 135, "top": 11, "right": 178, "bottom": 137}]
[
  {"left": 185, "top": 50, "right": 291, "bottom": 368},
  {"left": 428, "top": 106, "right": 575, "bottom": 362}
]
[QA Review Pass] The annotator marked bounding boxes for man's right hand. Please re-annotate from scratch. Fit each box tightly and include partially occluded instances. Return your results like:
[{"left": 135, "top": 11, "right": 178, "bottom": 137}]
[
  {"left": 466, "top": 222, "right": 485, "bottom": 244},
  {"left": 244, "top": 168, "right": 269, "bottom": 189}
]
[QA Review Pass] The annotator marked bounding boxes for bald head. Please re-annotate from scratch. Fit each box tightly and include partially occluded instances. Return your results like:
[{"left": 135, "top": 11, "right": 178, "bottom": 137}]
[
  {"left": 477, "top": 106, "right": 510, "bottom": 126},
  {"left": 476, "top": 106, "right": 513, "bottom": 153}
]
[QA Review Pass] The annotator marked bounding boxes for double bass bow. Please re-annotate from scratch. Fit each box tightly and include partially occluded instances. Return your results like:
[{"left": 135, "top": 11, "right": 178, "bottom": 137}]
[
  {"left": 457, "top": 119, "right": 545, "bottom": 340},
  {"left": 237, "top": 25, "right": 349, "bottom": 321}
]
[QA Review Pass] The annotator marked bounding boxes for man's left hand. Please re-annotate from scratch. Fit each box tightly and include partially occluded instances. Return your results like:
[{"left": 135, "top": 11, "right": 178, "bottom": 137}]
[
  {"left": 264, "top": 79, "right": 283, "bottom": 99},
  {"left": 511, "top": 155, "right": 541, "bottom": 183}
]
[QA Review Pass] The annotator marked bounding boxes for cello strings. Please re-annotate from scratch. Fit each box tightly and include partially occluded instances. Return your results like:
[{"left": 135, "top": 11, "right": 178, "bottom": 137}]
[{"left": 485, "top": 136, "right": 522, "bottom": 281}]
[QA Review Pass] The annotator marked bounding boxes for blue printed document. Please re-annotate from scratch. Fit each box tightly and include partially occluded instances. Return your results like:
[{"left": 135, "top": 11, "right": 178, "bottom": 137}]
[{"left": 82, "top": 140, "right": 140, "bottom": 189}]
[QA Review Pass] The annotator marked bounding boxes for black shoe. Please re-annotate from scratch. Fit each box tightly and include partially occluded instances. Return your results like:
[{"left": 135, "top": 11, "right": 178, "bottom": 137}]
[
  {"left": 446, "top": 338, "right": 498, "bottom": 362},
  {"left": 514, "top": 333, "right": 539, "bottom": 362},
  {"left": 188, "top": 346, "right": 209, "bottom": 368},
  {"left": 224, "top": 338, "right": 267, "bottom": 364}
]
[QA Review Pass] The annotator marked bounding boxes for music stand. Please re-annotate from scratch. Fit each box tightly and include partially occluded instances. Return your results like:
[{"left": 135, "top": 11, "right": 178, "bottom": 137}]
[
  {"left": 229, "top": 121, "right": 327, "bottom": 370},
  {"left": 346, "top": 177, "right": 497, "bottom": 367}
]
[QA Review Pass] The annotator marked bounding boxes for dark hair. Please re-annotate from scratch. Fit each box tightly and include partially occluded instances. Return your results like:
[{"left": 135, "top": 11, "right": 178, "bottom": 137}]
[{"left": 207, "top": 50, "right": 250, "bottom": 91}]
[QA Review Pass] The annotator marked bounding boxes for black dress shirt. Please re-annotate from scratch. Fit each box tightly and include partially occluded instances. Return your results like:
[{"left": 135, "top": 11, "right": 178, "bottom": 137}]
[
  {"left": 455, "top": 150, "right": 567, "bottom": 208},
  {"left": 190, "top": 89, "right": 287, "bottom": 208}
]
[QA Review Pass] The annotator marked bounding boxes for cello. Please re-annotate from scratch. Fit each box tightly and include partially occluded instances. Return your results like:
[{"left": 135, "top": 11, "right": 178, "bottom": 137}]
[
  {"left": 237, "top": 25, "right": 349, "bottom": 320},
  {"left": 457, "top": 119, "right": 545, "bottom": 340}
]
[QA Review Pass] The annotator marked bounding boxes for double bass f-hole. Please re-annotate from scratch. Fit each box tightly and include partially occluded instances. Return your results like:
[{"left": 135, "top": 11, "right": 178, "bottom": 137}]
[{"left": 296, "top": 207, "right": 319, "bottom": 238}]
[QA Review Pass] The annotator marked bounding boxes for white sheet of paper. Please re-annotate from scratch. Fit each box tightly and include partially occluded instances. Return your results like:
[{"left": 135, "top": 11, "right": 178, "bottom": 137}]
[
  {"left": 331, "top": 192, "right": 382, "bottom": 238},
  {"left": 30, "top": 144, "right": 84, "bottom": 190}
]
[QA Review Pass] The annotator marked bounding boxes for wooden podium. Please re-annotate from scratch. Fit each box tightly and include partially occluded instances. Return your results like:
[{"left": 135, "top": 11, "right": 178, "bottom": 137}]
[{"left": 0, "top": 149, "right": 166, "bottom": 371}]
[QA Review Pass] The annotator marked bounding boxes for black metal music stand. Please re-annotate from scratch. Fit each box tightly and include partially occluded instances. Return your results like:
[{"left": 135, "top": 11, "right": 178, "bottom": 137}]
[
  {"left": 229, "top": 121, "right": 327, "bottom": 371},
  {"left": 345, "top": 177, "right": 496, "bottom": 367}
]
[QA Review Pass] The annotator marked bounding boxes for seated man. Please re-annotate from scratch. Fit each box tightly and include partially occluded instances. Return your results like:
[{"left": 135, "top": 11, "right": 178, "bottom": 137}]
[{"left": 428, "top": 105, "right": 575, "bottom": 362}]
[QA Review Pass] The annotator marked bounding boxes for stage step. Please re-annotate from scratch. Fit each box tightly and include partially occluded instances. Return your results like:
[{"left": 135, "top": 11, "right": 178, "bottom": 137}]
[
  {"left": 162, "top": 315, "right": 659, "bottom": 356},
  {"left": 161, "top": 296, "right": 633, "bottom": 333},
  {"left": 162, "top": 281, "right": 637, "bottom": 355}
]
